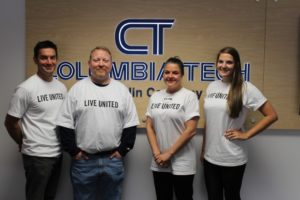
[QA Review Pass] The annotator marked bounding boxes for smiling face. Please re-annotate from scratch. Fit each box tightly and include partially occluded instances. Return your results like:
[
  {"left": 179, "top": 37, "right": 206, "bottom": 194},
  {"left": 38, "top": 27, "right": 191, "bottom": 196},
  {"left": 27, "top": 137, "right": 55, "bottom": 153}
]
[
  {"left": 88, "top": 48, "right": 112, "bottom": 85},
  {"left": 163, "top": 62, "right": 183, "bottom": 93},
  {"left": 34, "top": 48, "right": 57, "bottom": 81},
  {"left": 216, "top": 53, "right": 235, "bottom": 82}
]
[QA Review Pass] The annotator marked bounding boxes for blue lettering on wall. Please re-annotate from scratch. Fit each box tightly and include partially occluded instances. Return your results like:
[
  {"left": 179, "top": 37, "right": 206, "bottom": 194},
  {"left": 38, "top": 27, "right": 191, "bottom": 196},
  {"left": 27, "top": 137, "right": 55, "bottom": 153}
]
[
  {"left": 111, "top": 62, "right": 129, "bottom": 80},
  {"left": 132, "top": 62, "right": 148, "bottom": 80},
  {"left": 184, "top": 62, "right": 199, "bottom": 81},
  {"left": 115, "top": 19, "right": 175, "bottom": 55},
  {"left": 55, "top": 61, "right": 88, "bottom": 80},
  {"left": 54, "top": 61, "right": 251, "bottom": 82},
  {"left": 201, "top": 63, "right": 215, "bottom": 81},
  {"left": 56, "top": 62, "right": 75, "bottom": 80}
]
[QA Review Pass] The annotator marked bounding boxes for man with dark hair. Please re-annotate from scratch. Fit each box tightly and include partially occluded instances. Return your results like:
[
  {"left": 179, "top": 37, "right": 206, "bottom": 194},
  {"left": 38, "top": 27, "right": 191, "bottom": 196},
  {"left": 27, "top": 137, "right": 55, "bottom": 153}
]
[{"left": 4, "top": 40, "right": 67, "bottom": 200}]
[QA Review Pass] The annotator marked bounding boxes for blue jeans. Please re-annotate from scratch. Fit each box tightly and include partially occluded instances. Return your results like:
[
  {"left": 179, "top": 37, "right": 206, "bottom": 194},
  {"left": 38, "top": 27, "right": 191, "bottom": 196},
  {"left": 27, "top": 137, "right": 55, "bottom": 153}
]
[{"left": 71, "top": 154, "right": 124, "bottom": 200}]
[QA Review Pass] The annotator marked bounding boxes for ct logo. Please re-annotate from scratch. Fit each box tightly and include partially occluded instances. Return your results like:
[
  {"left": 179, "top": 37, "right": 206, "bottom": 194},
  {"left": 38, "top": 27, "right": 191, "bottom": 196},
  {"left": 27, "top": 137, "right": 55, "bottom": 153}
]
[{"left": 115, "top": 19, "right": 175, "bottom": 55}]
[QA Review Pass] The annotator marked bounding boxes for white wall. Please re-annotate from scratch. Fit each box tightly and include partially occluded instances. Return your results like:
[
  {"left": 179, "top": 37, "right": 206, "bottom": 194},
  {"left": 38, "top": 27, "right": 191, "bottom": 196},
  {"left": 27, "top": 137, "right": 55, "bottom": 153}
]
[
  {"left": 0, "top": 0, "right": 299, "bottom": 199},
  {"left": 0, "top": 0, "right": 26, "bottom": 199}
]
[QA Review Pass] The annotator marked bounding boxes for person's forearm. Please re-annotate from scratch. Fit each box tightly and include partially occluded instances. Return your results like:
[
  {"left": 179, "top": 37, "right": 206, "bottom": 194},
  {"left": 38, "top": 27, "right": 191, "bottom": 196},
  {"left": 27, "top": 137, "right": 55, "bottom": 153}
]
[
  {"left": 117, "top": 126, "right": 137, "bottom": 156},
  {"left": 58, "top": 126, "right": 81, "bottom": 156},
  {"left": 245, "top": 101, "right": 278, "bottom": 139},
  {"left": 7, "top": 127, "right": 23, "bottom": 145},
  {"left": 4, "top": 116, "right": 23, "bottom": 145},
  {"left": 245, "top": 114, "right": 278, "bottom": 139},
  {"left": 146, "top": 119, "right": 161, "bottom": 156},
  {"left": 167, "top": 118, "right": 198, "bottom": 156}
]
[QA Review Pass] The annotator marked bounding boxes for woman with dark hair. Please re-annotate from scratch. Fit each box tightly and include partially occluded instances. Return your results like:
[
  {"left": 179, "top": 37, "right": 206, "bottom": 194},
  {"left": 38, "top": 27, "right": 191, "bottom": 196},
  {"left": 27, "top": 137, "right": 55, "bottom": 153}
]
[
  {"left": 201, "top": 47, "right": 278, "bottom": 200},
  {"left": 146, "top": 57, "right": 200, "bottom": 200}
]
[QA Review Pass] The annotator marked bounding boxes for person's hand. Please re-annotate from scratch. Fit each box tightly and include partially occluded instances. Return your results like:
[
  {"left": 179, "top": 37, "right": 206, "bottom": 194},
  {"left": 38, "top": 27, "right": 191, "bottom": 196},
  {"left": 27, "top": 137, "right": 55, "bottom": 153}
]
[
  {"left": 224, "top": 129, "right": 249, "bottom": 141},
  {"left": 74, "top": 151, "right": 89, "bottom": 160},
  {"left": 110, "top": 151, "right": 122, "bottom": 159},
  {"left": 154, "top": 152, "right": 172, "bottom": 168}
]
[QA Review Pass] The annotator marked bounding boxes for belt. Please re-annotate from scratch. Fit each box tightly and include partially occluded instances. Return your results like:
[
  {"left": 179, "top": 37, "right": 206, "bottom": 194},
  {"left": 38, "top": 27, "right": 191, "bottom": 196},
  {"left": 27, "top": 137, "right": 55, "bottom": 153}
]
[{"left": 85, "top": 149, "right": 116, "bottom": 156}]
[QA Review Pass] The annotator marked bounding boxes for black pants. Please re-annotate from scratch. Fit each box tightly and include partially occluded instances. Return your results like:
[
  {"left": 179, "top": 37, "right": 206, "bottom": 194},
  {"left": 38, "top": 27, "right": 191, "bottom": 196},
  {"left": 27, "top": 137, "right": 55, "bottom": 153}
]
[
  {"left": 203, "top": 159, "right": 246, "bottom": 200},
  {"left": 153, "top": 171, "right": 194, "bottom": 200},
  {"left": 22, "top": 154, "right": 62, "bottom": 200}
]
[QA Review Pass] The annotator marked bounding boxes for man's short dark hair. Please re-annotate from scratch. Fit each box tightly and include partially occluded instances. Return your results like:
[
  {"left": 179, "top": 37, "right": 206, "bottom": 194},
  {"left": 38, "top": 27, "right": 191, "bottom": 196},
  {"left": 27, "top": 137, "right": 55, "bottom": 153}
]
[{"left": 34, "top": 40, "right": 58, "bottom": 59}]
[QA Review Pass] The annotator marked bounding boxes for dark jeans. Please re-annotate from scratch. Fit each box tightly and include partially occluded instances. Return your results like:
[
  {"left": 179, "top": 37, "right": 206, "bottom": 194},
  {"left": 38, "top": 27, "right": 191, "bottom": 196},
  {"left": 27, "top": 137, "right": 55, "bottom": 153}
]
[
  {"left": 22, "top": 154, "right": 62, "bottom": 200},
  {"left": 153, "top": 171, "right": 194, "bottom": 200},
  {"left": 203, "top": 159, "right": 246, "bottom": 200}
]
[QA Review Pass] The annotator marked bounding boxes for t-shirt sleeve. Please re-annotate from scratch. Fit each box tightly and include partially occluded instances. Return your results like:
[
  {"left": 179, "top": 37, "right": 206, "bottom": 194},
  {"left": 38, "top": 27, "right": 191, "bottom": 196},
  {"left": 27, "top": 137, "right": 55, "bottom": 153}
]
[
  {"left": 123, "top": 90, "right": 140, "bottom": 128},
  {"left": 145, "top": 95, "right": 153, "bottom": 118},
  {"left": 184, "top": 92, "right": 200, "bottom": 122},
  {"left": 7, "top": 87, "right": 29, "bottom": 118},
  {"left": 244, "top": 82, "right": 267, "bottom": 111},
  {"left": 56, "top": 92, "right": 76, "bottom": 129}
]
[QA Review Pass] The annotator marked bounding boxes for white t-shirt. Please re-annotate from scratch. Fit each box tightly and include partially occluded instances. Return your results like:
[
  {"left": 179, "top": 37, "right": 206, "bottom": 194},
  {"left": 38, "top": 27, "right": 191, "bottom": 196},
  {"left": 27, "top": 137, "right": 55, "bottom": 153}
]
[
  {"left": 56, "top": 77, "right": 139, "bottom": 154},
  {"left": 146, "top": 88, "right": 200, "bottom": 175},
  {"left": 204, "top": 80, "right": 267, "bottom": 166},
  {"left": 7, "top": 74, "right": 67, "bottom": 157}
]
